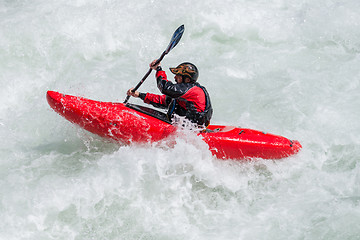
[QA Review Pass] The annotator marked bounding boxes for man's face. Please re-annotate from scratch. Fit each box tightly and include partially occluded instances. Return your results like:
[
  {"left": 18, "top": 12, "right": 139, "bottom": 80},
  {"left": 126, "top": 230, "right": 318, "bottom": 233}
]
[{"left": 174, "top": 75, "right": 183, "bottom": 84}]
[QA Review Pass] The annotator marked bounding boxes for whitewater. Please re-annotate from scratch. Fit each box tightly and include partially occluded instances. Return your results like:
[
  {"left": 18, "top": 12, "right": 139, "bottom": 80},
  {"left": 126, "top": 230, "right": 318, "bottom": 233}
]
[{"left": 0, "top": 0, "right": 359, "bottom": 239}]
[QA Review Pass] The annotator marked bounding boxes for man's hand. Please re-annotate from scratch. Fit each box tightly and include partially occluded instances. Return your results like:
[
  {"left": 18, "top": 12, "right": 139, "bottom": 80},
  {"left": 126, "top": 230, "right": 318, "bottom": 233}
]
[
  {"left": 149, "top": 59, "right": 161, "bottom": 70},
  {"left": 126, "top": 88, "right": 140, "bottom": 98}
]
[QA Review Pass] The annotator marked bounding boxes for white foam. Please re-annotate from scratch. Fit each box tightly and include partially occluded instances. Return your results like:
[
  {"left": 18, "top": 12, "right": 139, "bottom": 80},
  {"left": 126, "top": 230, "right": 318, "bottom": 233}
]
[{"left": 1, "top": 0, "right": 360, "bottom": 239}]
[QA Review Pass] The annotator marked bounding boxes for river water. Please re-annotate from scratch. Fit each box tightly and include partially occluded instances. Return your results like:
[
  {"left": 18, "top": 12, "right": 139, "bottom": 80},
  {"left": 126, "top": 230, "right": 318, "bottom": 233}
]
[{"left": 1, "top": 0, "right": 360, "bottom": 239}]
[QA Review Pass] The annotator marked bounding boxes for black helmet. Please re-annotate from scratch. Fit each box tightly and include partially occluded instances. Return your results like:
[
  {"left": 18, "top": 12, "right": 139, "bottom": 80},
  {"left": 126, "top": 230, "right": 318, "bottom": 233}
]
[{"left": 170, "top": 62, "right": 199, "bottom": 82}]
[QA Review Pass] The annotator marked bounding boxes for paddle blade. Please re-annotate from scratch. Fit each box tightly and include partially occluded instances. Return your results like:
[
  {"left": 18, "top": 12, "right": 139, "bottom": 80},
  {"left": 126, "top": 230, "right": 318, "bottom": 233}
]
[{"left": 165, "top": 25, "right": 185, "bottom": 54}]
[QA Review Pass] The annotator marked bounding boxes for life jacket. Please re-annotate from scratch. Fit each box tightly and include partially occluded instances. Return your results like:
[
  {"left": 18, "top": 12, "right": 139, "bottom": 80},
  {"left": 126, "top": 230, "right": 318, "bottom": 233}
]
[
  {"left": 143, "top": 70, "right": 213, "bottom": 126},
  {"left": 166, "top": 83, "right": 212, "bottom": 126}
]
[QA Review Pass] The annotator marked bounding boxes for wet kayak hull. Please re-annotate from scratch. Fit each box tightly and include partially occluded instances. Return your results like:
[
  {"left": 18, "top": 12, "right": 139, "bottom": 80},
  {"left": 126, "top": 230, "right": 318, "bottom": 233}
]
[{"left": 46, "top": 91, "right": 301, "bottom": 160}]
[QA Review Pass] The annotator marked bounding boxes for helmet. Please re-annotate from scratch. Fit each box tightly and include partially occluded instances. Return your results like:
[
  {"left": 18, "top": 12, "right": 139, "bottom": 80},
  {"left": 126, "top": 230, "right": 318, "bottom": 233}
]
[{"left": 170, "top": 62, "right": 199, "bottom": 82}]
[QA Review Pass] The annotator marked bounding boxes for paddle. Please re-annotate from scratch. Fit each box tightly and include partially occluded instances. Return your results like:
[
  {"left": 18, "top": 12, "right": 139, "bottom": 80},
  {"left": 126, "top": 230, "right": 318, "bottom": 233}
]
[{"left": 124, "top": 24, "right": 185, "bottom": 104}]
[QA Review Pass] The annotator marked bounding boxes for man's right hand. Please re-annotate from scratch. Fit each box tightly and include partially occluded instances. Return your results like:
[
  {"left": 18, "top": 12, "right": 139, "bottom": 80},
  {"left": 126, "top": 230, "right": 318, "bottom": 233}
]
[{"left": 149, "top": 59, "right": 161, "bottom": 70}]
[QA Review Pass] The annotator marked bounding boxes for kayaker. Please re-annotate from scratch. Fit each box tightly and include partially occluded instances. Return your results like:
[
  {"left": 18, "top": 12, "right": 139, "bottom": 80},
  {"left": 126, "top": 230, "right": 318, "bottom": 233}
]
[{"left": 127, "top": 60, "right": 213, "bottom": 127}]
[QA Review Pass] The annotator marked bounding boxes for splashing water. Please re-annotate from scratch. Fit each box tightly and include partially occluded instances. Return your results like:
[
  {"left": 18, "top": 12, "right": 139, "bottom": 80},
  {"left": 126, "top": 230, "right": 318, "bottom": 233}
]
[{"left": 0, "top": 0, "right": 360, "bottom": 239}]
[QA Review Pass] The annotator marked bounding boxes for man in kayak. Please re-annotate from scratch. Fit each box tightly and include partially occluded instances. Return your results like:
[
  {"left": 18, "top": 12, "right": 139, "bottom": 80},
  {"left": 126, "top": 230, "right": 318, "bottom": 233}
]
[{"left": 127, "top": 60, "right": 213, "bottom": 127}]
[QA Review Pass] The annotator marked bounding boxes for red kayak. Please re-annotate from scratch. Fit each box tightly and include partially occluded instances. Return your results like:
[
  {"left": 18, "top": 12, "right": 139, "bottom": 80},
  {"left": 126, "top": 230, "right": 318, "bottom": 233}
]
[{"left": 46, "top": 91, "right": 301, "bottom": 160}]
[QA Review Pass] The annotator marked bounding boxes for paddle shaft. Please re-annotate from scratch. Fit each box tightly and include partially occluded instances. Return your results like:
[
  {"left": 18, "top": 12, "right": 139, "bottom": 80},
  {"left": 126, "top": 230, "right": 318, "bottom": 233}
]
[
  {"left": 123, "top": 25, "right": 184, "bottom": 104},
  {"left": 123, "top": 51, "right": 166, "bottom": 104}
]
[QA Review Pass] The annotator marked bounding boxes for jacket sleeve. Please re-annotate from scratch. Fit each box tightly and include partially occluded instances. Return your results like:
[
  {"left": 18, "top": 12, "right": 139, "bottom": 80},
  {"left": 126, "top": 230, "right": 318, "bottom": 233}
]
[
  {"left": 142, "top": 92, "right": 171, "bottom": 109},
  {"left": 156, "top": 70, "right": 185, "bottom": 98}
]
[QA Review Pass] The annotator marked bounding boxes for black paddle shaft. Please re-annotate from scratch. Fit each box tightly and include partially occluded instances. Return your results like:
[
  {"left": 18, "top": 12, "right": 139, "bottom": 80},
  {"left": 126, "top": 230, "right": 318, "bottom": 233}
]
[
  {"left": 124, "top": 25, "right": 184, "bottom": 104},
  {"left": 123, "top": 52, "right": 165, "bottom": 104}
]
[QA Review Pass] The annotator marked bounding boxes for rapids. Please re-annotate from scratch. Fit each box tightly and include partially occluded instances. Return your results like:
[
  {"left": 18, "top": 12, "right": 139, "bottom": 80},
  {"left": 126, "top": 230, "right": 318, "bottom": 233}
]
[{"left": 0, "top": 0, "right": 359, "bottom": 239}]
